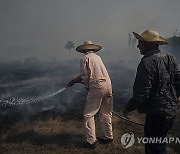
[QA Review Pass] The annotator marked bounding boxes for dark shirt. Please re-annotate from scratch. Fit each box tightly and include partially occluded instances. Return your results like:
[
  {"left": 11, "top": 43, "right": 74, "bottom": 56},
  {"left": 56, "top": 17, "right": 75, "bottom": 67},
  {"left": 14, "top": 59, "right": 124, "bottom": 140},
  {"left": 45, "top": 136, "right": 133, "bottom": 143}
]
[{"left": 126, "top": 48, "right": 180, "bottom": 117}]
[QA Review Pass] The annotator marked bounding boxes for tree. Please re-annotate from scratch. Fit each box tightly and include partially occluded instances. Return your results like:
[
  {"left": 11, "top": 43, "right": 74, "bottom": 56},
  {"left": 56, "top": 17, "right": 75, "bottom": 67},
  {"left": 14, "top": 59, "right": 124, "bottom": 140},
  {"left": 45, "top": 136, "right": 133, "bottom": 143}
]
[{"left": 65, "top": 41, "right": 75, "bottom": 59}]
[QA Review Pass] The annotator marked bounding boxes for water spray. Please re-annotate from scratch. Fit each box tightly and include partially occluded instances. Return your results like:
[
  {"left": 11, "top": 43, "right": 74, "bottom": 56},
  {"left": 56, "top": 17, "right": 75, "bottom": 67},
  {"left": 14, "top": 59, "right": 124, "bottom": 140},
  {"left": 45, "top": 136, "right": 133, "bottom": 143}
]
[{"left": 0, "top": 87, "right": 67, "bottom": 107}]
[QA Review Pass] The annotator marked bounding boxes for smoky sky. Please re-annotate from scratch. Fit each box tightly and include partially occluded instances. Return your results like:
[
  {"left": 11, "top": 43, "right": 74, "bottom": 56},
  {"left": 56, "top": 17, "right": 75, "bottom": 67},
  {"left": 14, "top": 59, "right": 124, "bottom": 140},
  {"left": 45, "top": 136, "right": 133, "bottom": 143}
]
[{"left": 0, "top": 0, "right": 180, "bottom": 62}]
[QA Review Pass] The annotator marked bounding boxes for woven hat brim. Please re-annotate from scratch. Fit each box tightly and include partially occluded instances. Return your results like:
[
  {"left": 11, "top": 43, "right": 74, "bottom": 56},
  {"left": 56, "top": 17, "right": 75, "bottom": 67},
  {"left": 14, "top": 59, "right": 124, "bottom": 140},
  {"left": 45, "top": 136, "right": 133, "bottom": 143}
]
[
  {"left": 76, "top": 44, "right": 102, "bottom": 53},
  {"left": 133, "top": 32, "right": 169, "bottom": 45}
]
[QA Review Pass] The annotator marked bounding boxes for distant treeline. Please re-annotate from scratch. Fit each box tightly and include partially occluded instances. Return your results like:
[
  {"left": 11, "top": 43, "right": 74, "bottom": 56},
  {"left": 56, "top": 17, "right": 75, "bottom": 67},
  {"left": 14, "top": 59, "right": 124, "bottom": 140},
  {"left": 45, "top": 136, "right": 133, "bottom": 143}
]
[{"left": 167, "top": 36, "right": 180, "bottom": 59}]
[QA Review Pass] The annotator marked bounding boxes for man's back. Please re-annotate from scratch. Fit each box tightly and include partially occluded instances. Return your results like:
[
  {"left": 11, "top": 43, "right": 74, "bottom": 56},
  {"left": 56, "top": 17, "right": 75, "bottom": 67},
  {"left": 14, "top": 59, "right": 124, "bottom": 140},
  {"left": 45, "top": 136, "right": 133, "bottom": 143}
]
[
  {"left": 80, "top": 51, "right": 111, "bottom": 88},
  {"left": 136, "top": 49, "right": 179, "bottom": 116}
]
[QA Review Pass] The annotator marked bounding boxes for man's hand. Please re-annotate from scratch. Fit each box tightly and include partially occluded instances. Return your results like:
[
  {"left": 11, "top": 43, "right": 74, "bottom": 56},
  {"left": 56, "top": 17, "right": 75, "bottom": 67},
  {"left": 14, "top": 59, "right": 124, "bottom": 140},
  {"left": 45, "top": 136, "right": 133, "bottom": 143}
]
[
  {"left": 177, "top": 97, "right": 180, "bottom": 102},
  {"left": 177, "top": 97, "right": 180, "bottom": 109},
  {"left": 123, "top": 109, "right": 130, "bottom": 119},
  {"left": 67, "top": 79, "right": 75, "bottom": 87},
  {"left": 67, "top": 75, "right": 83, "bottom": 87}
]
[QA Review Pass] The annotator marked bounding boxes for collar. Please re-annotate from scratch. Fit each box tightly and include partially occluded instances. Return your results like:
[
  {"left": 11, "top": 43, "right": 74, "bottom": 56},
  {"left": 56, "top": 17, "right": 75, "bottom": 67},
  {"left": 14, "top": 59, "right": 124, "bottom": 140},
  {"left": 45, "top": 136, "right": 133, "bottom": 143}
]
[
  {"left": 85, "top": 51, "right": 94, "bottom": 55},
  {"left": 142, "top": 48, "right": 161, "bottom": 59}
]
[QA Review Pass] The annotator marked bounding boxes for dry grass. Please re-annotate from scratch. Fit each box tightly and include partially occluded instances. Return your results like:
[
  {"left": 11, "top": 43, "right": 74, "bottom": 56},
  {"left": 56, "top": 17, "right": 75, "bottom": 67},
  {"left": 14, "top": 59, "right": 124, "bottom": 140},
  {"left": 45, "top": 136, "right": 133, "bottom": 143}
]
[{"left": 0, "top": 111, "right": 179, "bottom": 154}]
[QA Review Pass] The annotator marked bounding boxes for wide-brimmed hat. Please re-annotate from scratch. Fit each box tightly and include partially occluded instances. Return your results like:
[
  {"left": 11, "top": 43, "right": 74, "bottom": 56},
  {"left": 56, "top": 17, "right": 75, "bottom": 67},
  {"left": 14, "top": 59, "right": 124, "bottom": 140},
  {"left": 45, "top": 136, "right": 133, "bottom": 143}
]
[
  {"left": 133, "top": 29, "right": 169, "bottom": 45},
  {"left": 76, "top": 40, "right": 102, "bottom": 53}
]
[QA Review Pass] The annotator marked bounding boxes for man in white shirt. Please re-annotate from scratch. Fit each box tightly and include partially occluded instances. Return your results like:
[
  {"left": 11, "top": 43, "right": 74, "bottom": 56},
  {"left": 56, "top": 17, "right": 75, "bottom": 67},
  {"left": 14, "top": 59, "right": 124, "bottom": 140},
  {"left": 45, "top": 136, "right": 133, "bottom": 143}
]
[{"left": 67, "top": 40, "right": 113, "bottom": 148}]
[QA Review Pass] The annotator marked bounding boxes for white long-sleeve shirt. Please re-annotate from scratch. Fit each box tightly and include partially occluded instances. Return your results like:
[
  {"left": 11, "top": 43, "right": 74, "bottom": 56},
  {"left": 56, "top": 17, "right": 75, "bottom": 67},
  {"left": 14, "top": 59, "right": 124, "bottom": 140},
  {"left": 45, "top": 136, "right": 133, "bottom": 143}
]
[{"left": 80, "top": 51, "right": 111, "bottom": 89}]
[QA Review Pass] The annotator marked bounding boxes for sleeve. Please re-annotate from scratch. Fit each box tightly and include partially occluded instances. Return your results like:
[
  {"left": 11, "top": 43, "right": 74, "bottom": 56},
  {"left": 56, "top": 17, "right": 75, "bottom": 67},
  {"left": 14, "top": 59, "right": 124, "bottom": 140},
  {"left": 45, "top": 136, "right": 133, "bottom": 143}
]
[
  {"left": 80, "top": 57, "right": 89, "bottom": 86},
  {"left": 126, "top": 60, "right": 154, "bottom": 112},
  {"left": 175, "top": 63, "right": 180, "bottom": 97}
]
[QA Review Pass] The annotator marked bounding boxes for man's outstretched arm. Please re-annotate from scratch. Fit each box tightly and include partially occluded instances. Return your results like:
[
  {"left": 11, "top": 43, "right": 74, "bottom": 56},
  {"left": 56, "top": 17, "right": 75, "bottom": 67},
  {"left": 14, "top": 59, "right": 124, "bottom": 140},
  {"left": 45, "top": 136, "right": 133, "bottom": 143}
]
[{"left": 67, "top": 75, "right": 83, "bottom": 87}]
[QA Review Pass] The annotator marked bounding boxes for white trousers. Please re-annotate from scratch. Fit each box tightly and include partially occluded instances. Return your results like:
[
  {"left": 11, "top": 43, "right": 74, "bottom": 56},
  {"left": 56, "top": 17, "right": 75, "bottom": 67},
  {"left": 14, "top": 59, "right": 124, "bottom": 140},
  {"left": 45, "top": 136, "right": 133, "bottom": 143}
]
[{"left": 83, "top": 81, "right": 113, "bottom": 144}]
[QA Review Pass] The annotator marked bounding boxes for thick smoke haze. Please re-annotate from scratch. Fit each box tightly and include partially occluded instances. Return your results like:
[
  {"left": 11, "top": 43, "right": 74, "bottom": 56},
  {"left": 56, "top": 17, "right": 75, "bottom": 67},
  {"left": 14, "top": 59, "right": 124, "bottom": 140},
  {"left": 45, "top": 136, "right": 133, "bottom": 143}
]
[
  {"left": 0, "top": 0, "right": 180, "bottom": 126},
  {"left": 0, "top": 0, "right": 180, "bottom": 62}
]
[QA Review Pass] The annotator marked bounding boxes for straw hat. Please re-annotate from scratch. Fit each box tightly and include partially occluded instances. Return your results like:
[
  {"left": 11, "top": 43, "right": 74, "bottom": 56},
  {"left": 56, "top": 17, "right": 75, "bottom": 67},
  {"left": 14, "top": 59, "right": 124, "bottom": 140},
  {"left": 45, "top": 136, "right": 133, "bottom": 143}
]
[
  {"left": 76, "top": 40, "right": 102, "bottom": 53},
  {"left": 133, "top": 29, "right": 169, "bottom": 45}
]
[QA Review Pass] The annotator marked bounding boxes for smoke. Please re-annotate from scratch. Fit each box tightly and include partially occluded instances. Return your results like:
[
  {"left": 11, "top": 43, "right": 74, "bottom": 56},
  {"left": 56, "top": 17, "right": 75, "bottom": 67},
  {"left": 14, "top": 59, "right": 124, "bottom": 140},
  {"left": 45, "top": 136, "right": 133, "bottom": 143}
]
[
  {"left": 0, "top": 0, "right": 180, "bottom": 63},
  {"left": 1, "top": 0, "right": 180, "bottom": 129},
  {"left": 0, "top": 59, "right": 87, "bottom": 124},
  {"left": 1, "top": 42, "right": 179, "bottom": 127},
  {"left": 0, "top": 55, "right": 136, "bottom": 126}
]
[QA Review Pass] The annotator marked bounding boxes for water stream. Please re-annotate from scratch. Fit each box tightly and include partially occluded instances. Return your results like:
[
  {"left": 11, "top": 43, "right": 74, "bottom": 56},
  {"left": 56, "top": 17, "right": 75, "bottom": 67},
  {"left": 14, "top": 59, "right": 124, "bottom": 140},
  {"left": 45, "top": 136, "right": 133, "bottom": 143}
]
[{"left": 0, "top": 87, "right": 66, "bottom": 107}]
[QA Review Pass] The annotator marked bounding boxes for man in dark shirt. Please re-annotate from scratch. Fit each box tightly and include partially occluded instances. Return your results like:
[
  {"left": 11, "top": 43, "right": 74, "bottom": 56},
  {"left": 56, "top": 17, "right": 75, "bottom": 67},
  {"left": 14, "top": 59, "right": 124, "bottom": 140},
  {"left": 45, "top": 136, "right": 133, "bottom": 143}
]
[{"left": 123, "top": 29, "right": 180, "bottom": 154}]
